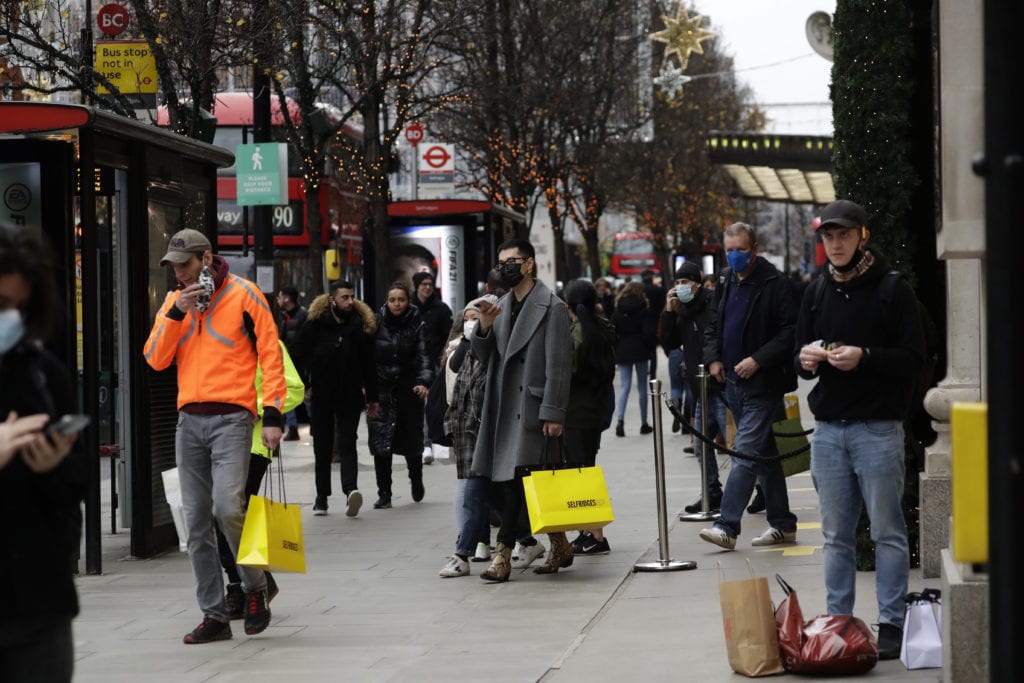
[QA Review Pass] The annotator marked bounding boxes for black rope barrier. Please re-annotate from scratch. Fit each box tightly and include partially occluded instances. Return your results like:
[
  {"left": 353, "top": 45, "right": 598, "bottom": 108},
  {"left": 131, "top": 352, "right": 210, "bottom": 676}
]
[{"left": 665, "top": 399, "right": 812, "bottom": 464}]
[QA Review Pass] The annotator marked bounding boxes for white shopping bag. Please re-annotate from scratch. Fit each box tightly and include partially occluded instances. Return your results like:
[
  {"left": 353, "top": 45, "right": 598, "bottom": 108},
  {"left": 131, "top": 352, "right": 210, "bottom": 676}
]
[
  {"left": 161, "top": 467, "right": 188, "bottom": 552},
  {"left": 900, "top": 591, "right": 942, "bottom": 669}
]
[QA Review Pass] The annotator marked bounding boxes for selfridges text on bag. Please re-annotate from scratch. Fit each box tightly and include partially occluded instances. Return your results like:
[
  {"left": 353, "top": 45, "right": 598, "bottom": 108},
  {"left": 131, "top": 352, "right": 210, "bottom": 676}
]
[
  {"left": 900, "top": 589, "right": 942, "bottom": 670},
  {"left": 774, "top": 574, "right": 878, "bottom": 675},
  {"left": 237, "top": 448, "right": 306, "bottom": 574},
  {"left": 521, "top": 438, "right": 614, "bottom": 534}
]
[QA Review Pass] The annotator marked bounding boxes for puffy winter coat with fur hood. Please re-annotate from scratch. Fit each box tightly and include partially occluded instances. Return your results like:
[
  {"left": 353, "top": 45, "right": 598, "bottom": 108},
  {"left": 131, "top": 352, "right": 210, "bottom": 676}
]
[{"left": 291, "top": 294, "right": 379, "bottom": 407}]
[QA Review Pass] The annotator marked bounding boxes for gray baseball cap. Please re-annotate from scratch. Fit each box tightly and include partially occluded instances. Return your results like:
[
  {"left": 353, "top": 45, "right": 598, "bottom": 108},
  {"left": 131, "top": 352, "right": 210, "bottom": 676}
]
[{"left": 160, "top": 229, "right": 212, "bottom": 266}]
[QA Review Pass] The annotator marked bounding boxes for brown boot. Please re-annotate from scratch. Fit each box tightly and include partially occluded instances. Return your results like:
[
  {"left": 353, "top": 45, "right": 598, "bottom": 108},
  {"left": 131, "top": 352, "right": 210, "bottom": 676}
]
[
  {"left": 480, "top": 542, "right": 512, "bottom": 583},
  {"left": 534, "top": 532, "right": 574, "bottom": 574}
]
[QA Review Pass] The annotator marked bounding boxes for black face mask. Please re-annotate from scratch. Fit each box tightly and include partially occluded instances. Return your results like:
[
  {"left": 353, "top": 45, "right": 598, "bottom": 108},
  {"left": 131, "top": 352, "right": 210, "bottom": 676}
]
[{"left": 498, "top": 260, "right": 525, "bottom": 287}]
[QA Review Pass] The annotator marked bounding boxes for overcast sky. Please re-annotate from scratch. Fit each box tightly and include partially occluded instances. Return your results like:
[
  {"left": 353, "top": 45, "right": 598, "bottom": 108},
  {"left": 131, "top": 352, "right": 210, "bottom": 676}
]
[{"left": 687, "top": 0, "right": 837, "bottom": 135}]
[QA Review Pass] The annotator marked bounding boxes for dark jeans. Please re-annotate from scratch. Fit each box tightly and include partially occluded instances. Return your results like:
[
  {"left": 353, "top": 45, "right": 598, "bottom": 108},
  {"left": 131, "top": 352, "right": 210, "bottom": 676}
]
[
  {"left": 714, "top": 381, "right": 797, "bottom": 538},
  {"left": 374, "top": 452, "right": 423, "bottom": 498},
  {"left": 216, "top": 452, "right": 271, "bottom": 585},
  {"left": 0, "top": 615, "right": 73, "bottom": 683},
  {"left": 456, "top": 476, "right": 493, "bottom": 557},
  {"left": 312, "top": 401, "right": 362, "bottom": 497},
  {"left": 565, "top": 428, "right": 601, "bottom": 468},
  {"left": 496, "top": 473, "right": 534, "bottom": 548}
]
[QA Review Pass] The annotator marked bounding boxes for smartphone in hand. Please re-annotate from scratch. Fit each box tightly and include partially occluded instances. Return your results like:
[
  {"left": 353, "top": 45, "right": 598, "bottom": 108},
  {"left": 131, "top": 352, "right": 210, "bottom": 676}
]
[{"left": 46, "top": 414, "right": 91, "bottom": 438}]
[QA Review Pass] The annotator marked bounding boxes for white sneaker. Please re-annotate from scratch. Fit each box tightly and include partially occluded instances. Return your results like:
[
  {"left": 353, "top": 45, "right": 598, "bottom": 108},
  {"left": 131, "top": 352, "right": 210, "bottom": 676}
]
[
  {"left": 431, "top": 444, "right": 450, "bottom": 462},
  {"left": 751, "top": 527, "right": 796, "bottom": 547},
  {"left": 699, "top": 526, "right": 737, "bottom": 550},
  {"left": 423, "top": 446, "right": 434, "bottom": 465},
  {"left": 439, "top": 555, "right": 469, "bottom": 578},
  {"left": 345, "top": 490, "right": 362, "bottom": 518},
  {"left": 512, "top": 542, "right": 546, "bottom": 568},
  {"left": 511, "top": 541, "right": 524, "bottom": 561},
  {"left": 472, "top": 542, "right": 491, "bottom": 562}
]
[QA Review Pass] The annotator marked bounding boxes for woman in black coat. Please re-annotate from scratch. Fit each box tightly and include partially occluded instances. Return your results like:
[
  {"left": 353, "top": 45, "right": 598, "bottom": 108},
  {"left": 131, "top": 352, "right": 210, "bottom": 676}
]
[
  {"left": 367, "top": 282, "right": 433, "bottom": 508},
  {"left": 0, "top": 223, "right": 85, "bottom": 683},
  {"left": 611, "top": 281, "right": 656, "bottom": 436}
]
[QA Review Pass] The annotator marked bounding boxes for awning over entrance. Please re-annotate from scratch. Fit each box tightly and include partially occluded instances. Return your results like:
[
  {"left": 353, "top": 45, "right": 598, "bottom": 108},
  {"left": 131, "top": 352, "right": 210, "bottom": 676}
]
[{"left": 706, "top": 132, "right": 835, "bottom": 204}]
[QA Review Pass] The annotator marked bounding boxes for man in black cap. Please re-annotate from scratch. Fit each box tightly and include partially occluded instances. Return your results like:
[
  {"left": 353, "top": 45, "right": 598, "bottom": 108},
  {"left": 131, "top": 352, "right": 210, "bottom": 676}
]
[
  {"left": 660, "top": 261, "right": 727, "bottom": 512},
  {"left": 795, "top": 199, "right": 925, "bottom": 659},
  {"left": 412, "top": 271, "right": 452, "bottom": 463}
]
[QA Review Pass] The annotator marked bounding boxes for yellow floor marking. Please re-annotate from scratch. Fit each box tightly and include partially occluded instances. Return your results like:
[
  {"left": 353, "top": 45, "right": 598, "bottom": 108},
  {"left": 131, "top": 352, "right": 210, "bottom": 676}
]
[
  {"left": 796, "top": 522, "right": 822, "bottom": 530},
  {"left": 756, "top": 545, "right": 823, "bottom": 556}
]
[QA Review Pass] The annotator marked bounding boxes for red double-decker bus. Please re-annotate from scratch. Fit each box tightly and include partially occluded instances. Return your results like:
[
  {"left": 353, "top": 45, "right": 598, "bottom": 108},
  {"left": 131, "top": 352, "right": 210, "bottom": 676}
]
[
  {"left": 610, "top": 232, "right": 660, "bottom": 276},
  {"left": 159, "top": 92, "right": 368, "bottom": 294}
]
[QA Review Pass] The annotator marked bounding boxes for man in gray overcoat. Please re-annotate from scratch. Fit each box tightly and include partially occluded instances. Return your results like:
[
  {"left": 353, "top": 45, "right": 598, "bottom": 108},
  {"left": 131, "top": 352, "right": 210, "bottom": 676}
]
[{"left": 471, "top": 239, "right": 572, "bottom": 582}]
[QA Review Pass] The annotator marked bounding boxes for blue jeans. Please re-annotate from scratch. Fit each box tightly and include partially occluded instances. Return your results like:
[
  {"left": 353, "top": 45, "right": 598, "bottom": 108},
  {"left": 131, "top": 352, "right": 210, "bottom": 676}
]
[
  {"left": 714, "top": 382, "right": 796, "bottom": 538},
  {"left": 667, "top": 349, "right": 684, "bottom": 406},
  {"left": 693, "top": 389, "right": 727, "bottom": 495},
  {"left": 617, "top": 360, "right": 650, "bottom": 424},
  {"left": 812, "top": 419, "right": 909, "bottom": 626},
  {"left": 177, "top": 411, "right": 267, "bottom": 623},
  {"left": 456, "top": 476, "right": 492, "bottom": 557},
  {"left": 285, "top": 409, "right": 298, "bottom": 429}
]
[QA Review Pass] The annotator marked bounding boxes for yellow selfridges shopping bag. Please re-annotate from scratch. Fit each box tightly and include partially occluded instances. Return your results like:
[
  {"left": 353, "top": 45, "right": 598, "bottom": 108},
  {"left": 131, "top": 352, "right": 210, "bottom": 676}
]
[
  {"left": 237, "top": 495, "right": 306, "bottom": 573},
  {"left": 522, "top": 466, "right": 614, "bottom": 535}
]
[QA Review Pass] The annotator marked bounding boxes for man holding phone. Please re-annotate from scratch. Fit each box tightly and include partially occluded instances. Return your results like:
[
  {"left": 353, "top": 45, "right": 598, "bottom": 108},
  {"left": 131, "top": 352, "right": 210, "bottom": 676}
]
[
  {"left": 144, "top": 229, "right": 286, "bottom": 644},
  {"left": 795, "top": 199, "right": 925, "bottom": 659},
  {"left": 470, "top": 239, "right": 572, "bottom": 582}
]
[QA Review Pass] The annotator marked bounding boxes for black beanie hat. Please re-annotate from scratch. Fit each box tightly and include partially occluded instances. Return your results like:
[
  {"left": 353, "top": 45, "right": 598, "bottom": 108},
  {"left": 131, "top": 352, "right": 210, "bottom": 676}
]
[
  {"left": 412, "top": 271, "right": 435, "bottom": 288},
  {"left": 674, "top": 262, "right": 702, "bottom": 282}
]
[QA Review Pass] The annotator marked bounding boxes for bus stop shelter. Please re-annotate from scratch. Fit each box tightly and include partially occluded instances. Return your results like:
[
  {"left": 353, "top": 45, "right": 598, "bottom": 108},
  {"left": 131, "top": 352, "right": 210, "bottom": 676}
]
[{"left": 0, "top": 102, "right": 233, "bottom": 569}]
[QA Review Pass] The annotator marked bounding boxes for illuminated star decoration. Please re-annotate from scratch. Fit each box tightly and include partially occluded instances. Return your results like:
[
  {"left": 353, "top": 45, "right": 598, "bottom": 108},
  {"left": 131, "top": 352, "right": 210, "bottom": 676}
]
[
  {"left": 650, "top": 7, "right": 715, "bottom": 71},
  {"left": 653, "top": 63, "right": 692, "bottom": 99}
]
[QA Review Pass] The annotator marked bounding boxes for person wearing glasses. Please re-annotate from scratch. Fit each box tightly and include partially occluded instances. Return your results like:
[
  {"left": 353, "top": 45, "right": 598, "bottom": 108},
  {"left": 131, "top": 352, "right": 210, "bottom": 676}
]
[{"left": 471, "top": 240, "right": 572, "bottom": 582}]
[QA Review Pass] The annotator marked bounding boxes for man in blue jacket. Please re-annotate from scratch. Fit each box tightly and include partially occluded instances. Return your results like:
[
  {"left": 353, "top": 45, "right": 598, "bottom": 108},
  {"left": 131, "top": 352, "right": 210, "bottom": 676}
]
[
  {"left": 795, "top": 200, "right": 924, "bottom": 659},
  {"left": 699, "top": 222, "right": 798, "bottom": 550}
]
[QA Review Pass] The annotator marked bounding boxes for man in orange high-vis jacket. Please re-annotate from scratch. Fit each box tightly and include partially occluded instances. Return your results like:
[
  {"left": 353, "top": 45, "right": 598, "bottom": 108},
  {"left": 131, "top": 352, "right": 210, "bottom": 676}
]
[{"left": 144, "top": 228, "right": 286, "bottom": 645}]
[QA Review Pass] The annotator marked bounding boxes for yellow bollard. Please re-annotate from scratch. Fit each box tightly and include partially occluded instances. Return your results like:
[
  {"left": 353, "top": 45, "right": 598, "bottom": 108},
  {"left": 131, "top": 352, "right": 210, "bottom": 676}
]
[{"left": 951, "top": 402, "right": 988, "bottom": 564}]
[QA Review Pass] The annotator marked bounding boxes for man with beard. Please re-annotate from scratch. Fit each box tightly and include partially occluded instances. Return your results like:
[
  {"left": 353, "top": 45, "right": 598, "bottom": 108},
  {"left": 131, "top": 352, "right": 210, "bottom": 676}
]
[{"left": 291, "top": 281, "right": 380, "bottom": 517}]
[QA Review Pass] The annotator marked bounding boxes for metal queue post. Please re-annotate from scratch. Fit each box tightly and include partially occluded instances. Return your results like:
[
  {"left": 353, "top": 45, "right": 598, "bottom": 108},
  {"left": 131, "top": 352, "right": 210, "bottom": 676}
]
[
  {"left": 679, "top": 364, "right": 720, "bottom": 522},
  {"left": 634, "top": 379, "right": 697, "bottom": 572}
]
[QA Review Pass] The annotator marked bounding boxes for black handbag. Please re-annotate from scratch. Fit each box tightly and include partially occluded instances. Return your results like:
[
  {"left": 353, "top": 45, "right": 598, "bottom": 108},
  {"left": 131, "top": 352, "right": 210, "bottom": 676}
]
[{"left": 425, "top": 369, "right": 452, "bottom": 447}]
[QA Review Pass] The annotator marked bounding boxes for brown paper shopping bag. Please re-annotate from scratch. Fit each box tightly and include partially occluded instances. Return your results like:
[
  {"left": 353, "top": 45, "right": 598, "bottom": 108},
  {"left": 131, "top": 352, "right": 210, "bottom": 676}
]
[{"left": 718, "top": 561, "right": 784, "bottom": 677}]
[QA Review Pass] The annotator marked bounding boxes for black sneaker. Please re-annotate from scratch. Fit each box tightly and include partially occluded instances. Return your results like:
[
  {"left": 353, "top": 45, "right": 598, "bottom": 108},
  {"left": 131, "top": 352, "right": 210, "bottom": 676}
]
[
  {"left": 877, "top": 622, "right": 903, "bottom": 660},
  {"left": 373, "top": 496, "right": 392, "bottom": 509},
  {"left": 640, "top": 423, "right": 653, "bottom": 435},
  {"left": 313, "top": 495, "right": 328, "bottom": 516},
  {"left": 615, "top": 421, "right": 625, "bottom": 437},
  {"left": 183, "top": 616, "right": 232, "bottom": 644},
  {"left": 411, "top": 478, "right": 425, "bottom": 503},
  {"left": 224, "top": 582, "right": 245, "bottom": 620},
  {"left": 578, "top": 536, "right": 611, "bottom": 555},
  {"left": 747, "top": 485, "right": 766, "bottom": 514},
  {"left": 283, "top": 427, "right": 300, "bottom": 441},
  {"left": 683, "top": 492, "right": 722, "bottom": 514},
  {"left": 571, "top": 531, "right": 593, "bottom": 552},
  {"left": 243, "top": 590, "right": 271, "bottom": 635}
]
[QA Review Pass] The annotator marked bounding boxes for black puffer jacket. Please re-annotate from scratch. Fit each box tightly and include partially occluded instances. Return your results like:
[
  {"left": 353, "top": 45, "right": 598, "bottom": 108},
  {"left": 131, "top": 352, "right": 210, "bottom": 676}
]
[
  {"left": 277, "top": 304, "right": 307, "bottom": 349},
  {"left": 660, "top": 286, "right": 721, "bottom": 398},
  {"left": 367, "top": 305, "right": 434, "bottom": 456},
  {"left": 612, "top": 294, "right": 656, "bottom": 364},
  {"left": 0, "top": 343, "right": 85, "bottom": 623},
  {"left": 416, "top": 293, "right": 453, "bottom": 367},
  {"left": 291, "top": 295, "right": 378, "bottom": 408}
]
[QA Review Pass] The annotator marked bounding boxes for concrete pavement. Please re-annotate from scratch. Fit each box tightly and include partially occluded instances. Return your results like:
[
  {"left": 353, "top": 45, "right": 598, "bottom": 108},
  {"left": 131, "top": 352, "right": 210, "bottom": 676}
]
[{"left": 72, "top": 373, "right": 942, "bottom": 682}]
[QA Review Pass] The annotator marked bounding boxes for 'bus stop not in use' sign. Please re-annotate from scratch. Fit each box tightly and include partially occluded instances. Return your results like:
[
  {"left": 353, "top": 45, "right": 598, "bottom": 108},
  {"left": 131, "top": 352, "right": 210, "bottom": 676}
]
[{"left": 235, "top": 143, "right": 288, "bottom": 206}]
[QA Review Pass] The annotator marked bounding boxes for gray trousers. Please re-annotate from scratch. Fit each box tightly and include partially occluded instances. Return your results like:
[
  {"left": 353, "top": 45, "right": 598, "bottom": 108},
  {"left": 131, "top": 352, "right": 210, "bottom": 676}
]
[{"left": 176, "top": 411, "right": 267, "bottom": 622}]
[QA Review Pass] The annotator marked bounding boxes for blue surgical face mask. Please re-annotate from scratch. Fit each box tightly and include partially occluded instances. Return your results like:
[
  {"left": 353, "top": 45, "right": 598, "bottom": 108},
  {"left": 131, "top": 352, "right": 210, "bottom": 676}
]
[
  {"left": 675, "top": 285, "right": 695, "bottom": 304},
  {"left": 0, "top": 309, "right": 25, "bottom": 355},
  {"left": 726, "top": 249, "right": 752, "bottom": 273}
]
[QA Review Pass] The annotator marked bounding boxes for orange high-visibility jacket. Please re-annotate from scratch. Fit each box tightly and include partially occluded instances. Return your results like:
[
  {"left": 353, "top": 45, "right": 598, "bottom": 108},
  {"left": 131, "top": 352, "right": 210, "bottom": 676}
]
[{"left": 143, "top": 274, "right": 286, "bottom": 424}]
